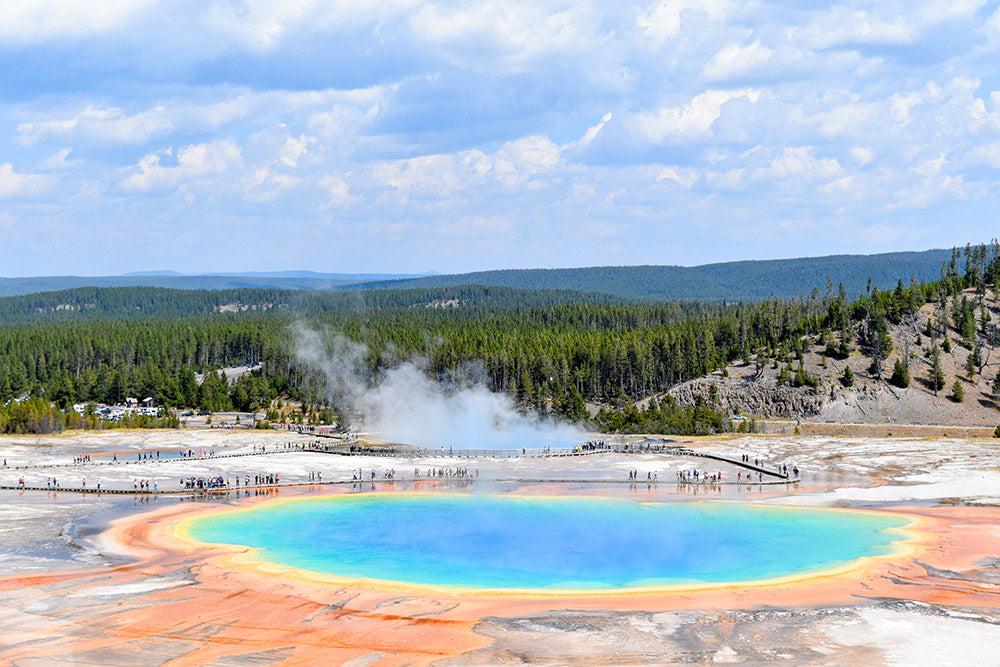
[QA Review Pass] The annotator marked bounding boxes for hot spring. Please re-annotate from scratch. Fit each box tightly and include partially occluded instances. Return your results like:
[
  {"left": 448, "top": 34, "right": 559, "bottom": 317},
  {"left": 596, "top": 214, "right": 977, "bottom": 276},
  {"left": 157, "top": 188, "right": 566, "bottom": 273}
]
[{"left": 184, "top": 494, "right": 912, "bottom": 591}]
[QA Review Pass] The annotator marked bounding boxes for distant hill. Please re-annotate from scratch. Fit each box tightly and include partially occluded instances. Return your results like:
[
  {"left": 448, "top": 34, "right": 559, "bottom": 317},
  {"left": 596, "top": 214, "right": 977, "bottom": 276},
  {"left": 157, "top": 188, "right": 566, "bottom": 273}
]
[
  {"left": 0, "top": 248, "right": 956, "bottom": 301},
  {"left": 121, "top": 270, "right": 438, "bottom": 280},
  {"left": 0, "top": 285, "right": 624, "bottom": 323},
  {"left": 345, "top": 249, "right": 954, "bottom": 301},
  {"left": 0, "top": 273, "right": 428, "bottom": 297}
]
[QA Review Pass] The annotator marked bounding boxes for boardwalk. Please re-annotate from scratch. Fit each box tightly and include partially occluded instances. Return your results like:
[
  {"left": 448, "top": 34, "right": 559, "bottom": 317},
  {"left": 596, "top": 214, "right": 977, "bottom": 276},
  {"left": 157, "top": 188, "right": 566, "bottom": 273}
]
[
  {"left": 317, "top": 443, "right": 793, "bottom": 479},
  {"left": 0, "top": 440, "right": 796, "bottom": 495}
]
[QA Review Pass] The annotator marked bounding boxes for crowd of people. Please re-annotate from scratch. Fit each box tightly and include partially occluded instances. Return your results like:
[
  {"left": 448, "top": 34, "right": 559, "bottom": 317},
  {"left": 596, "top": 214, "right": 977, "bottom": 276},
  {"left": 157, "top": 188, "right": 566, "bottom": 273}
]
[
  {"left": 677, "top": 469, "right": 726, "bottom": 483},
  {"left": 417, "top": 466, "right": 478, "bottom": 479},
  {"left": 579, "top": 441, "right": 608, "bottom": 451}
]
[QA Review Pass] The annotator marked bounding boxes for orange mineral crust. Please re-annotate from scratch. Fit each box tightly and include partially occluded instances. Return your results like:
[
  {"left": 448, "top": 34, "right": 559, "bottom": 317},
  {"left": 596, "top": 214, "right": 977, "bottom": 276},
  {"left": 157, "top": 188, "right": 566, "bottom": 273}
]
[{"left": 2, "top": 495, "right": 999, "bottom": 665}]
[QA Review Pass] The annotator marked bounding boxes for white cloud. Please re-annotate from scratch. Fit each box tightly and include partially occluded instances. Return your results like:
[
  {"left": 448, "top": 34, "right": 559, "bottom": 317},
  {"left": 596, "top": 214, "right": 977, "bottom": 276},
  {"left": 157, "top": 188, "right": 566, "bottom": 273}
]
[
  {"left": 369, "top": 153, "right": 465, "bottom": 202},
  {"left": 410, "top": 2, "right": 602, "bottom": 69},
  {"left": 850, "top": 147, "right": 874, "bottom": 166},
  {"left": 656, "top": 166, "right": 698, "bottom": 188},
  {"left": 361, "top": 133, "right": 562, "bottom": 203},
  {"left": 17, "top": 104, "right": 176, "bottom": 147},
  {"left": 242, "top": 168, "right": 302, "bottom": 203},
  {"left": 279, "top": 135, "right": 313, "bottom": 167},
  {"left": 320, "top": 174, "right": 356, "bottom": 207},
  {"left": 758, "top": 146, "right": 843, "bottom": 181},
  {"left": 38, "top": 148, "right": 84, "bottom": 171},
  {"left": 702, "top": 41, "right": 773, "bottom": 81},
  {"left": 15, "top": 86, "right": 388, "bottom": 149},
  {"left": 566, "top": 112, "right": 613, "bottom": 151},
  {"left": 636, "top": 0, "right": 730, "bottom": 45},
  {"left": 798, "top": 0, "right": 987, "bottom": 49},
  {"left": 0, "top": 0, "right": 157, "bottom": 45},
  {"left": 120, "top": 140, "right": 242, "bottom": 193},
  {"left": 497, "top": 136, "right": 560, "bottom": 174},
  {"left": 987, "top": 5, "right": 1000, "bottom": 43},
  {"left": 634, "top": 89, "right": 761, "bottom": 143},
  {"left": 0, "top": 163, "right": 53, "bottom": 198}
]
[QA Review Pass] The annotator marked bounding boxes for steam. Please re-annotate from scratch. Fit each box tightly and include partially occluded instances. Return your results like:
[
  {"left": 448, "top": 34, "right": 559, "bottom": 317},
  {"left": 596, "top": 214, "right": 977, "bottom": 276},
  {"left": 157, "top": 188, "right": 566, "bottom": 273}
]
[{"left": 293, "top": 325, "right": 585, "bottom": 449}]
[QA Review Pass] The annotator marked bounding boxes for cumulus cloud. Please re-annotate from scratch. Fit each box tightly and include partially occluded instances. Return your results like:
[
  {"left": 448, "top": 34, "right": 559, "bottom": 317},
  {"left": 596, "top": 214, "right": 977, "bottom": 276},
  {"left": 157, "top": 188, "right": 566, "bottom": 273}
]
[
  {"left": 757, "top": 146, "right": 844, "bottom": 181},
  {"left": 38, "top": 148, "right": 84, "bottom": 171},
  {"left": 797, "top": 0, "right": 987, "bottom": 49},
  {"left": 320, "top": 174, "right": 356, "bottom": 207},
  {"left": 636, "top": 0, "right": 731, "bottom": 45},
  {"left": 410, "top": 2, "right": 603, "bottom": 70},
  {"left": 15, "top": 87, "right": 387, "bottom": 149},
  {"left": 702, "top": 42, "right": 773, "bottom": 81},
  {"left": 120, "top": 140, "right": 242, "bottom": 194},
  {"left": 0, "top": 163, "right": 53, "bottom": 198},
  {"left": 656, "top": 166, "right": 698, "bottom": 188},
  {"left": 633, "top": 89, "right": 761, "bottom": 143}
]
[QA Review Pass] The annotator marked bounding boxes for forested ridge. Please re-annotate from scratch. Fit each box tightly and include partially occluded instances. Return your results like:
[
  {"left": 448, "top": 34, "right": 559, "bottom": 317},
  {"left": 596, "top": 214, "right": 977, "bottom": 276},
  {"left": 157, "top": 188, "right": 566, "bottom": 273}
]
[
  {"left": 0, "top": 247, "right": 955, "bottom": 302},
  {"left": 0, "top": 285, "right": 623, "bottom": 323},
  {"left": 346, "top": 248, "right": 953, "bottom": 301},
  {"left": 2, "top": 243, "right": 998, "bottom": 436}
]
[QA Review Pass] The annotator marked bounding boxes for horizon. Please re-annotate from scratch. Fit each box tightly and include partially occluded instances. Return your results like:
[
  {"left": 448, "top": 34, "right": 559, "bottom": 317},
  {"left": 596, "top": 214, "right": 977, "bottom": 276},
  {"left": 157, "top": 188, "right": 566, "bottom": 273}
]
[{"left": 0, "top": 245, "right": 964, "bottom": 280}]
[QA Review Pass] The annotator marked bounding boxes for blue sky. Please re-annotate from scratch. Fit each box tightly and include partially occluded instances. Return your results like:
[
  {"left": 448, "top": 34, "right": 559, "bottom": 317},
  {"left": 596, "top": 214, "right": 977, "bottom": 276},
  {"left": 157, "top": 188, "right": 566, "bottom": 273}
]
[{"left": 2, "top": 1, "right": 1000, "bottom": 276}]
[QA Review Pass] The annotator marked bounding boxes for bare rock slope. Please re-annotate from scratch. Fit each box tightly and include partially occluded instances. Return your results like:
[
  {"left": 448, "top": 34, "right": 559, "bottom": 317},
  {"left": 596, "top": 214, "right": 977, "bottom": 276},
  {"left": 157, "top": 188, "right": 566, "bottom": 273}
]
[{"left": 668, "top": 288, "right": 1000, "bottom": 427}]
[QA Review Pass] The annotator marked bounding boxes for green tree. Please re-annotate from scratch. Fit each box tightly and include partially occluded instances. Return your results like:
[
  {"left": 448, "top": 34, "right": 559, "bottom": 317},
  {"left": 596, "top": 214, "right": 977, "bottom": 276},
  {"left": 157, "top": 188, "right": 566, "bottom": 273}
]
[
  {"left": 793, "top": 362, "right": 818, "bottom": 389},
  {"left": 929, "top": 344, "right": 945, "bottom": 396},
  {"left": 889, "top": 358, "right": 910, "bottom": 388},
  {"left": 967, "top": 343, "right": 982, "bottom": 380},
  {"left": 951, "top": 380, "right": 965, "bottom": 403},
  {"left": 841, "top": 365, "right": 854, "bottom": 387}
]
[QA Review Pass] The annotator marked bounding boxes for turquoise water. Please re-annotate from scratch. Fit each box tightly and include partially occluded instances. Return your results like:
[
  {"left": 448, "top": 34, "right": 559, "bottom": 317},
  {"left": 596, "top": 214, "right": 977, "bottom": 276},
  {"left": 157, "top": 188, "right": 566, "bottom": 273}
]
[{"left": 186, "top": 494, "right": 910, "bottom": 590}]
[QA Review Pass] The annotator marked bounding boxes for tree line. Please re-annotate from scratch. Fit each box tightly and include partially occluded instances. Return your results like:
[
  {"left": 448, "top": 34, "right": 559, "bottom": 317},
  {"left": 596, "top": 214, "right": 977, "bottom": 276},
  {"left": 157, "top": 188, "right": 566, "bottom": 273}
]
[{"left": 1, "top": 242, "right": 997, "bottom": 435}]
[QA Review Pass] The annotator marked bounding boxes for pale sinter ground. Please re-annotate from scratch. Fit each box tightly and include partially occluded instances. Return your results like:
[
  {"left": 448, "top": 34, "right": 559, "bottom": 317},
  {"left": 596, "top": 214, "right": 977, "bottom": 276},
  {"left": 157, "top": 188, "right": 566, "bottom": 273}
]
[{"left": 1, "top": 428, "right": 999, "bottom": 665}]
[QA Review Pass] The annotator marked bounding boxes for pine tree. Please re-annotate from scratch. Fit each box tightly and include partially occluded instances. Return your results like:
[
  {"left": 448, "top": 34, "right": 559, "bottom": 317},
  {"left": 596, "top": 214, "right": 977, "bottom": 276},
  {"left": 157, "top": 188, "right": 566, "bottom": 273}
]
[
  {"left": 929, "top": 344, "right": 945, "bottom": 396},
  {"left": 841, "top": 365, "right": 854, "bottom": 388},
  {"left": 966, "top": 349, "right": 979, "bottom": 381},
  {"left": 889, "top": 358, "right": 910, "bottom": 388},
  {"left": 951, "top": 380, "right": 965, "bottom": 403}
]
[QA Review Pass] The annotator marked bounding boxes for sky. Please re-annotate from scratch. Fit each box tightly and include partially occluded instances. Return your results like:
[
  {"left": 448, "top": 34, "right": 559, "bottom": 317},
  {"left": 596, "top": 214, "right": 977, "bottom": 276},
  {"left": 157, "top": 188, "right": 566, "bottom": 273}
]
[{"left": 2, "top": 1, "right": 1000, "bottom": 276}]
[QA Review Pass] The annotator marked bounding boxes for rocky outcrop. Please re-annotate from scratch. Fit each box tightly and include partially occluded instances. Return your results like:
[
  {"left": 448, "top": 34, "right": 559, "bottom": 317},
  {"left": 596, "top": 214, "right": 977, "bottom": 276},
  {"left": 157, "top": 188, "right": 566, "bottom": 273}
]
[{"left": 668, "top": 377, "right": 828, "bottom": 419}]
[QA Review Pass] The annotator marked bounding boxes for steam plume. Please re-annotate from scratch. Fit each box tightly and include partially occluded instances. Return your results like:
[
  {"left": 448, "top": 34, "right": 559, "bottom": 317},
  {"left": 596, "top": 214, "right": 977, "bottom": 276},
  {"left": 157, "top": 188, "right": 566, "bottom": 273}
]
[{"left": 293, "top": 325, "right": 584, "bottom": 449}]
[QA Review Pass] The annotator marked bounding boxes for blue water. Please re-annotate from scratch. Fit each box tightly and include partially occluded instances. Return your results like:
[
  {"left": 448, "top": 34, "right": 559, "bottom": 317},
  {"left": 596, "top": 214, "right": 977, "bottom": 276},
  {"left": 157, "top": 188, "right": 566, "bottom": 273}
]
[{"left": 186, "top": 494, "right": 910, "bottom": 590}]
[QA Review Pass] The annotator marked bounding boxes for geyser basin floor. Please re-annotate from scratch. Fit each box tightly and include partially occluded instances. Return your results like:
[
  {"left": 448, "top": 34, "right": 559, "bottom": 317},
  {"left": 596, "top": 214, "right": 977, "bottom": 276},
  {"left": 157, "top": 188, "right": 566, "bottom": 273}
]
[
  {"left": 183, "top": 493, "right": 913, "bottom": 592},
  {"left": 5, "top": 432, "right": 1000, "bottom": 665}
]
